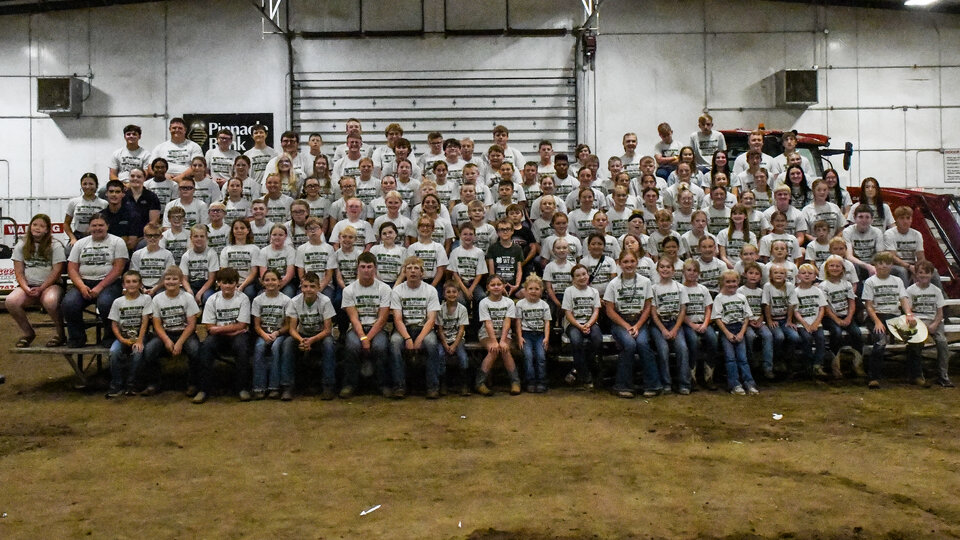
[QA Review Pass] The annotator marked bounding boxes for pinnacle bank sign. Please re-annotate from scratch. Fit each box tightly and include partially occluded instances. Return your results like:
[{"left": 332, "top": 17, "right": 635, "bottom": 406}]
[{"left": 183, "top": 113, "right": 275, "bottom": 152}]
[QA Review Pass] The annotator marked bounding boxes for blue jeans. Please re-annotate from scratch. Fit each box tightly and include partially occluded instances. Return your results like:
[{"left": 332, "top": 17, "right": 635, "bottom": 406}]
[
  {"left": 566, "top": 324, "right": 602, "bottom": 382},
  {"left": 768, "top": 320, "right": 801, "bottom": 370},
  {"left": 252, "top": 335, "right": 290, "bottom": 391},
  {"left": 439, "top": 341, "right": 471, "bottom": 386},
  {"left": 188, "top": 279, "right": 216, "bottom": 306},
  {"left": 744, "top": 324, "right": 774, "bottom": 371},
  {"left": 389, "top": 328, "right": 440, "bottom": 392},
  {"left": 199, "top": 332, "right": 251, "bottom": 393},
  {"left": 521, "top": 330, "right": 548, "bottom": 386},
  {"left": 682, "top": 324, "right": 718, "bottom": 370},
  {"left": 109, "top": 337, "right": 150, "bottom": 392},
  {"left": 796, "top": 326, "right": 826, "bottom": 369},
  {"left": 142, "top": 331, "right": 200, "bottom": 387},
  {"left": 344, "top": 329, "right": 390, "bottom": 389},
  {"left": 281, "top": 334, "right": 337, "bottom": 390},
  {"left": 63, "top": 279, "right": 123, "bottom": 345},
  {"left": 822, "top": 318, "right": 864, "bottom": 356},
  {"left": 610, "top": 324, "right": 657, "bottom": 393},
  {"left": 867, "top": 313, "right": 897, "bottom": 381},
  {"left": 721, "top": 322, "right": 755, "bottom": 390},
  {"left": 651, "top": 320, "right": 689, "bottom": 389},
  {"left": 242, "top": 283, "right": 260, "bottom": 303}
]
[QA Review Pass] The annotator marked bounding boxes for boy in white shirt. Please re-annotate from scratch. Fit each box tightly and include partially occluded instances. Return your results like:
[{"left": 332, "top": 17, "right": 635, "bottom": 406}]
[
  {"left": 906, "top": 261, "right": 952, "bottom": 387},
  {"left": 106, "top": 270, "right": 153, "bottom": 397},
  {"left": 197, "top": 268, "right": 251, "bottom": 403},
  {"left": 862, "top": 252, "right": 915, "bottom": 389}
]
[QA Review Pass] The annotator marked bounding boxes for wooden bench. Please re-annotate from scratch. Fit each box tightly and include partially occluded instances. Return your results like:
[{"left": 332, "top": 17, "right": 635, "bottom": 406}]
[{"left": 10, "top": 344, "right": 110, "bottom": 389}]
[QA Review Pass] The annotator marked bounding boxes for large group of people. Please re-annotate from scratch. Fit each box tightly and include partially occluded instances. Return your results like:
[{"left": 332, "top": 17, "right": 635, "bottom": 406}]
[{"left": 4, "top": 114, "right": 953, "bottom": 404}]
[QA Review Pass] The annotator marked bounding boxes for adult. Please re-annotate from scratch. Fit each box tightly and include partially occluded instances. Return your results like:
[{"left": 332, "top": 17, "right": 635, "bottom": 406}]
[
  {"left": 243, "top": 124, "right": 278, "bottom": 184},
  {"left": 101, "top": 179, "right": 143, "bottom": 251},
  {"left": 123, "top": 168, "right": 162, "bottom": 230},
  {"left": 109, "top": 124, "right": 151, "bottom": 182},
  {"left": 689, "top": 114, "right": 726, "bottom": 170},
  {"left": 204, "top": 128, "right": 240, "bottom": 187},
  {"left": 150, "top": 117, "right": 202, "bottom": 177}
]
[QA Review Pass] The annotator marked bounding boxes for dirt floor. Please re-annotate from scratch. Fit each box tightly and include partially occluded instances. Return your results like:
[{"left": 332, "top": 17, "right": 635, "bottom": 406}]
[{"left": 1, "top": 314, "right": 959, "bottom": 539}]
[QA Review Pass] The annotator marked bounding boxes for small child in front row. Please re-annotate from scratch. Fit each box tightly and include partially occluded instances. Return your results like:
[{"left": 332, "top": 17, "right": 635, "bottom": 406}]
[
  {"left": 131, "top": 223, "right": 175, "bottom": 296},
  {"left": 791, "top": 263, "right": 828, "bottom": 379},
  {"left": 197, "top": 267, "right": 251, "bottom": 404},
  {"left": 862, "top": 252, "right": 915, "bottom": 389},
  {"left": 543, "top": 238, "right": 574, "bottom": 320},
  {"left": 681, "top": 259, "right": 718, "bottom": 392},
  {"left": 738, "top": 262, "right": 774, "bottom": 380},
  {"left": 476, "top": 274, "right": 520, "bottom": 396},
  {"left": 761, "top": 264, "right": 800, "bottom": 376},
  {"left": 107, "top": 270, "right": 153, "bottom": 398},
  {"left": 251, "top": 269, "right": 292, "bottom": 400},
  {"left": 515, "top": 275, "right": 552, "bottom": 394},
  {"left": 562, "top": 265, "right": 603, "bottom": 391},
  {"left": 143, "top": 266, "right": 201, "bottom": 397},
  {"left": 650, "top": 258, "right": 689, "bottom": 395},
  {"left": 283, "top": 271, "right": 337, "bottom": 399},
  {"left": 712, "top": 270, "right": 759, "bottom": 395},
  {"left": 437, "top": 281, "right": 471, "bottom": 396},
  {"left": 181, "top": 224, "right": 219, "bottom": 306},
  {"left": 906, "top": 261, "right": 953, "bottom": 387},
  {"left": 821, "top": 255, "right": 864, "bottom": 379}
]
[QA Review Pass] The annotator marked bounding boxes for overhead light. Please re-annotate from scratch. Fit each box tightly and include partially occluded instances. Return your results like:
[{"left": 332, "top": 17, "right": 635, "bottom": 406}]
[{"left": 904, "top": 0, "right": 939, "bottom": 6}]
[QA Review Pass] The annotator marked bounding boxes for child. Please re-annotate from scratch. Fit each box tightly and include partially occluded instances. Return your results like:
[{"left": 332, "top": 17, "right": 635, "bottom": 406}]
[
  {"left": 650, "top": 257, "right": 689, "bottom": 395},
  {"left": 759, "top": 211, "right": 802, "bottom": 265},
  {"left": 541, "top": 212, "right": 583, "bottom": 263},
  {"left": 180, "top": 224, "right": 219, "bottom": 306},
  {"left": 330, "top": 197, "right": 375, "bottom": 251},
  {"left": 738, "top": 262, "right": 774, "bottom": 379},
  {"left": 704, "top": 186, "right": 732, "bottom": 235},
  {"left": 406, "top": 216, "right": 449, "bottom": 295},
  {"left": 791, "top": 263, "right": 828, "bottom": 378},
  {"left": 447, "top": 223, "right": 487, "bottom": 309},
  {"left": 739, "top": 189, "right": 766, "bottom": 238},
  {"left": 106, "top": 271, "right": 153, "bottom": 398},
  {"left": 821, "top": 255, "right": 864, "bottom": 379},
  {"left": 862, "top": 252, "right": 915, "bottom": 389},
  {"left": 762, "top": 264, "right": 801, "bottom": 376},
  {"left": 543, "top": 238, "right": 574, "bottom": 316},
  {"left": 568, "top": 188, "right": 600, "bottom": 240},
  {"left": 804, "top": 220, "right": 833, "bottom": 269},
  {"left": 198, "top": 267, "right": 252, "bottom": 403},
  {"left": 284, "top": 199, "right": 312, "bottom": 249},
  {"left": 467, "top": 200, "right": 497, "bottom": 253},
  {"left": 606, "top": 184, "right": 636, "bottom": 238},
  {"left": 341, "top": 252, "right": 393, "bottom": 398},
  {"left": 765, "top": 240, "right": 798, "bottom": 284},
  {"left": 884, "top": 205, "right": 929, "bottom": 286},
  {"left": 372, "top": 191, "right": 412, "bottom": 243},
  {"left": 223, "top": 177, "right": 252, "bottom": 222},
  {"left": 516, "top": 275, "right": 552, "bottom": 393},
  {"left": 251, "top": 269, "right": 292, "bottom": 400},
  {"left": 671, "top": 188, "right": 694, "bottom": 235},
  {"left": 389, "top": 257, "right": 442, "bottom": 399},
  {"left": 437, "top": 281, "right": 471, "bottom": 396},
  {"left": 604, "top": 250, "right": 655, "bottom": 398},
  {"left": 248, "top": 199, "right": 274, "bottom": 248},
  {"left": 283, "top": 271, "right": 337, "bottom": 399},
  {"left": 486, "top": 218, "right": 524, "bottom": 299},
  {"left": 590, "top": 211, "right": 621, "bottom": 260},
  {"left": 130, "top": 223, "right": 175, "bottom": 296},
  {"left": 734, "top": 244, "right": 762, "bottom": 283},
  {"left": 659, "top": 236, "right": 685, "bottom": 282},
  {"left": 717, "top": 204, "right": 757, "bottom": 269},
  {"left": 370, "top": 222, "right": 405, "bottom": 285},
  {"left": 294, "top": 216, "right": 334, "bottom": 296},
  {"left": 580, "top": 232, "right": 619, "bottom": 298},
  {"left": 143, "top": 266, "right": 201, "bottom": 397},
  {"left": 163, "top": 177, "right": 208, "bottom": 228},
  {"left": 906, "top": 260, "right": 952, "bottom": 387},
  {"left": 561, "top": 265, "right": 603, "bottom": 391},
  {"left": 712, "top": 270, "right": 759, "bottom": 395},
  {"left": 842, "top": 204, "right": 884, "bottom": 283},
  {"left": 487, "top": 179, "right": 517, "bottom": 223},
  {"left": 475, "top": 275, "right": 520, "bottom": 396},
  {"left": 220, "top": 218, "right": 262, "bottom": 301},
  {"left": 532, "top": 197, "right": 557, "bottom": 245},
  {"left": 7, "top": 213, "right": 66, "bottom": 347},
  {"left": 259, "top": 224, "right": 298, "bottom": 298},
  {"left": 680, "top": 210, "right": 713, "bottom": 260},
  {"left": 64, "top": 173, "right": 108, "bottom": 248},
  {"left": 696, "top": 236, "right": 726, "bottom": 296},
  {"left": 821, "top": 238, "right": 859, "bottom": 288},
  {"left": 801, "top": 179, "right": 845, "bottom": 240},
  {"left": 681, "top": 259, "right": 718, "bottom": 391},
  {"left": 205, "top": 202, "right": 230, "bottom": 255},
  {"left": 159, "top": 206, "right": 190, "bottom": 262}
]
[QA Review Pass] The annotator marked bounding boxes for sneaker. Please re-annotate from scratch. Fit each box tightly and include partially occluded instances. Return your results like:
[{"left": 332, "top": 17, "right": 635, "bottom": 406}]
[
  {"left": 763, "top": 368, "right": 776, "bottom": 381},
  {"left": 564, "top": 369, "right": 578, "bottom": 385},
  {"left": 105, "top": 389, "right": 122, "bottom": 399},
  {"left": 140, "top": 385, "right": 158, "bottom": 397},
  {"left": 912, "top": 377, "right": 930, "bottom": 388},
  {"left": 812, "top": 365, "right": 828, "bottom": 379},
  {"left": 380, "top": 387, "right": 393, "bottom": 398},
  {"left": 321, "top": 388, "right": 336, "bottom": 401},
  {"left": 678, "top": 387, "right": 691, "bottom": 396},
  {"left": 617, "top": 389, "right": 636, "bottom": 399},
  {"left": 703, "top": 379, "right": 718, "bottom": 391},
  {"left": 192, "top": 391, "right": 207, "bottom": 404},
  {"left": 660, "top": 386, "right": 672, "bottom": 395},
  {"left": 476, "top": 382, "right": 493, "bottom": 396},
  {"left": 510, "top": 382, "right": 522, "bottom": 395},
  {"left": 937, "top": 378, "right": 955, "bottom": 388},
  {"left": 280, "top": 388, "right": 293, "bottom": 401},
  {"left": 527, "top": 384, "right": 537, "bottom": 394},
  {"left": 268, "top": 389, "right": 281, "bottom": 400},
  {"left": 642, "top": 389, "right": 660, "bottom": 398},
  {"left": 746, "top": 384, "right": 760, "bottom": 395},
  {"left": 578, "top": 382, "right": 594, "bottom": 391},
  {"left": 124, "top": 388, "right": 137, "bottom": 396},
  {"left": 392, "top": 387, "right": 406, "bottom": 399},
  {"left": 460, "top": 385, "right": 471, "bottom": 396},
  {"left": 868, "top": 380, "right": 881, "bottom": 389},
  {"left": 730, "top": 385, "right": 746, "bottom": 395},
  {"left": 239, "top": 390, "right": 252, "bottom": 402},
  {"left": 252, "top": 390, "right": 266, "bottom": 400},
  {"left": 425, "top": 389, "right": 440, "bottom": 400},
  {"left": 536, "top": 384, "right": 548, "bottom": 393},
  {"left": 185, "top": 385, "right": 198, "bottom": 398},
  {"left": 851, "top": 350, "right": 866, "bottom": 377},
  {"left": 339, "top": 386, "right": 355, "bottom": 399}
]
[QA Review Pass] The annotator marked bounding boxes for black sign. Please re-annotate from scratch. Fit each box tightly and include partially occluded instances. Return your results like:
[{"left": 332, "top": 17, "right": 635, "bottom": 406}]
[{"left": 183, "top": 113, "right": 274, "bottom": 153}]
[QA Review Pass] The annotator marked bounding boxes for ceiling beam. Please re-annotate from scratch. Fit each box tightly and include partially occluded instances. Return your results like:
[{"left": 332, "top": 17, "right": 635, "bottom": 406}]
[{"left": 0, "top": 0, "right": 161, "bottom": 16}]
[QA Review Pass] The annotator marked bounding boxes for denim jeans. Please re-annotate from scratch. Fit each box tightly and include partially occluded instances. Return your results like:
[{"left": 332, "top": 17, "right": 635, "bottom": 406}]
[
  {"left": 188, "top": 279, "right": 216, "bottom": 306},
  {"left": 142, "top": 331, "right": 200, "bottom": 387},
  {"left": 252, "top": 335, "right": 290, "bottom": 391},
  {"left": 610, "top": 324, "right": 657, "bottom": 392},
  {"left": 62, "top": 279, "right": 122, "bottom": 345},
  {"left": 439, "top": 341, "right": 471, "bottom": 387},
  {"left": 744, "top": 324, "right": 774, "bottom": 371},
  {"left": 822, "top": 318, "right": 864, "bottom": 356},
  {"left": 721, "top": 322, "right": 755, "bottom": 390},
  {"left": 907, "top": 324, "right": 950, "bottom": 382},
  {"left": 796, "top": 326, "right": 826, "bottom": 369},
  {"left": 565, "top": 324, "right": 602, "bottom": 382},
  {"left": 682, "top": 324, "right": 718, "bottom": 370},
  {"left": 767, "top": 320, "right": 801, "bottom": 370},
  {"left": 344, "top": 329, "right": 390, "bottom": 389},
  {"left": 389, "top": 328, "right": 440, "bottom": 391},
  {"left": 242, "top": 283, "right": 260, "bottom": 303},
  {"left": 521, "top": 330, "right": 548, "bottom": 386},
  {"left": 199, "top": 332, "right": 251, "bottom": 393},
  {"left": 109, "top": 337, "right": 150, "bottom": 392},
  {"left": 281, "top": 334, "right": 337, "bottom": 390},
  {"left": 868, "top": 313, "right": 897, "bottom": 381},
  {"left": 650, "top": 320, "right": 689, "bottom": 389}
]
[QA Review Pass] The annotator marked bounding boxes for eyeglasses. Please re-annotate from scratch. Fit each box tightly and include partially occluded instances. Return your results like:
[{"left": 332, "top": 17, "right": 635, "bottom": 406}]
[
  {"left": 209, "top": 209, "right": 224, "bottom": 213},
  {"left": 179, "top": 186, "right": 195, "bottom": 191},
  {"left": 145, "top": 234, "right": 162, "bottom": 239}
]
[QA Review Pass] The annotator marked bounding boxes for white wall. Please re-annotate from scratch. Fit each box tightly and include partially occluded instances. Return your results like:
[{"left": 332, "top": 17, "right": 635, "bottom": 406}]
[{"left": 0, "top": 0, "right": 957, "bottom": 227}]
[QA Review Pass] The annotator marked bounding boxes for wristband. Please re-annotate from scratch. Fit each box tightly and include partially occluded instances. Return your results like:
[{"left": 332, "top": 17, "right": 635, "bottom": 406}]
[{"left": 360, "top": 336, "right": 368, "bottom": 341}]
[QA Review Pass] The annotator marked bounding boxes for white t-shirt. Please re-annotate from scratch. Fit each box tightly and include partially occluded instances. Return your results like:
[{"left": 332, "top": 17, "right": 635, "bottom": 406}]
[
  {"left": 906, "top": 282, "right": 944, "bottom": 324},
  {"left": 711, "top": 291, "right": 753, "bottom": 326},
  {"left": 285, "top": 292, "right": 336, "bottom": 337},
  {"left": 541, "top": 234, "right": 583, "bottom": 262},
  {"left": 12, "top": 238, "right": 66, "bottom": 287},
  {"left": 689, "top": 130, "right": 726, "bottom": 166},
  {"left": 150, "top": 290, "right": 200, "bottom": 333},
  {"left": 821, "top": 279, "right": 855, "bottom": 318},
  {"left": 224, "top": 198, "right": 252, "bottom": 222},
  {"left": 862, "top": 274, "right": 906, "bottom": 316},
  {"left": 438, "top": 302, "right": 469, "bottom": 343},
  {"left": 65, "top": 196, "right": 108, "bottom": 234},
  {"left": 159, "top": 228, "right": 190, "bottom": 262},
  {"left": 244, "top": 146, "right": 279, "bottom": 184},
  {"left": 220, "top": 244, "right": 261, "bottom": 280},
  {"left": 761, "top": 282, "right": 796, "bottom": 320},
  {"left": 761, "top": 205, "right": 807, "bottom": 235},
  {"left": 842, "top": 226, "right": 885, "bottom": 262},
  {"left": 602, "top": 273, "right": 653, "bottom": 317},
  {"left": 108, "top": 293, "right": 152, "bottom": 339},
  {"left": 144, "top": 178, "right": 178, "bottom": 207},
  {"left": 180, "top": 247, "right": 219, "bottom": 283},
  {"left": 150, "top": 139, "right": 202, "bottom": 176},
  {"left": 883, "top": 228, "right": 923, "bottom": 264},
  {"left": 790, "top": 285, "right": 827, "bottom": 325},
  {"left": 736, "top": 285, "right": 764, "bottom": 319},
  {"left": 405, "top": 241, "right": 449, "bottom": 280},
  {"left": 544, "top": 260, "right": 575, "bottom": 293},
  {"left": 130, "top": 247, "right": 175, "bottom": 288},
  {"left": 109, "top": 146, "right": 152, "bottom": 181},
  {"left": 758, "top": 232, "right": 802, "bottom": 261},
  {"left": 651, "top": 280, "right": 688, "bottom": 321},
  {"left": 447, "top": 245, "right": 487, "bottom": 282},
  {"left": 202, "top": 291, "right": 251, "bottom": 326},
  {"left": 205, "top": 147, "right": 240, "bottom": 182},
  {"left": 696, "top": 257, "right": 727, "bottom": 293},
  {"left": 370, "top": 244, "right": 405, "bottom": 284},
  {"left": 516, "top": 298, "right": 551, "bottom": 333},
  {"left": 68, "top": 234, "right": 129, "bottom": 281},
  {"left": 163, "top": 198, "right": 208, "bottom": 228},
  {"left": 251, "top": 291, "right": 291, "bottom": 333},
  {"left": 579, "top": 253, "right": 618, "bottom": 297},
  {"left": 390, "top": 281, "right": 441, "bottom": 328},
  {"left": 682, "top": 283, "right": 712, "bottom": 324},
  {"left": 801, "top": 201, "right": 844, "bottom": 237},
  {"left": 294, "top": 241, "right": 334, "bottom": 275},
  {"left": 330, "top": 247, "right": 360, "bottom": 285},
  {"left": 341, "top": 279, "right": 392, "bottom": 328},
  {"left": 258, "top": 244, "right": 297, "bottom": 273},
  {"left": 206, "top": 223, "right": 230, "bottom": 256},
  {"left": 716, "top": 229, "right": 757, "bottom": 264},
  {"left": 478, "top": 296, "right": 517, "bottom": 340},
  {"left": 561, "top": 285, "right": 600, "bottom": 328}
]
